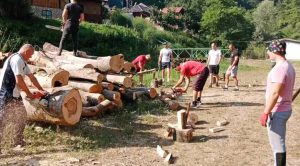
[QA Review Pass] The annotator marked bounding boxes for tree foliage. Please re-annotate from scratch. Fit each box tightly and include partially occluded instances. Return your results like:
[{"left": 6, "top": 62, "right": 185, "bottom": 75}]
[{"left": 0, "top": 0, "right": 31, "bottom": 19}]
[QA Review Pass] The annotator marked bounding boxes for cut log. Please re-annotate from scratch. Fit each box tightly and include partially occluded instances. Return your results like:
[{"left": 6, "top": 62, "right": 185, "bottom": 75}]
[
  {"left": 113, "top": 100, "right": 123, "bottom": 108},
  {"left": 79, "top": 90, "right": 105, "bottom": 107},
  {"left": 42, "top": 42, "right": 90, "bottom": 58},
  {"left": 216, "top": 119, "right": 228, "bottom": 127},
  {"left": 59, "top": 63, "right": 94, "bottom": 70},
  {"left": 20, "top": 88, "right": 82, "bottom": 125},
  {"left": 33, "top": 69, "right": 70, "bottom": 88},
  {"left": 209, "top": 127, "right": 225, "bottom": 133},
  {"left": 164, "top": 153, "right": 173, "bottom": 164},
  {"left": 113, "top": 85, "right": 126, "bottom": 94},
  {"left": 131, "top": 87, "right": 157, "bottom": 98},
  {"left": 29, "top": 51, "right": 56, "bottom": 68},
  {"left": 160, "top": 97, "right": 180, "bottom": 111},
  {"left": 81, "top": 99, "right": 112, "bottom": 117},
  {"left": 64, "top": 68, "right": 104, "bottom": 83},
  {"left": 122, "top": 90, "right": 137, "bottom": 101},
  {"left": 101, "top": 82, "right": 114, "bottom": 91},
  {"left": 177, "top": 110, "right": 187, "bottom": 129},
  {"left": 53, "top": 54, "right": 124, "bottom": 73},
  {"left": 105, "top": 74, "right": 132, "bottom": 88},
  {"left": 102, "top": 89, "right": 121, "bottom": 102},
  {"left": 68, "top": 81, "right": 102, "bottom": 93},
  {"left": 175, "top": 128, "right": 193, "bottom": 142},
  {"left": 123, "top": 61, "right": 136, "bottom": 73}
]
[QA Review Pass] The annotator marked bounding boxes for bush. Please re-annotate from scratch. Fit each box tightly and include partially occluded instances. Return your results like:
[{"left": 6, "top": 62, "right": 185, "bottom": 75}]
[
  {"left": 110, "top": 10, "right": 133, "bottom": 28},
  {"left": 0, "top": 0, "right": 31, "bottom": 19},
  {"left": 243, "top": 42, "right": 267, "bottom": 59}
]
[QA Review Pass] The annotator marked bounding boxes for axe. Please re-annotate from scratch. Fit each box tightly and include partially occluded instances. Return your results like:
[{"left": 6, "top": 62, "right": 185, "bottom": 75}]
[{"left": 45, "top": 25, "right": 63, "bottom": 31}]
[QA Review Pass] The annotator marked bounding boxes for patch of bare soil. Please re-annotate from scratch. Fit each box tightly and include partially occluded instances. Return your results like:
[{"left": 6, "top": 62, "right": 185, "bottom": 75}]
[{"left": 1, "top": 60, "right": 300, "bottom": 166}]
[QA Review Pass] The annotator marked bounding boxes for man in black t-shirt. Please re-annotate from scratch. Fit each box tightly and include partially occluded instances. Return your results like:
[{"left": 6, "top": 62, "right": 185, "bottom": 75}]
[
  {"left": 58, "top": 0, "right": 84, "bottom": 56},
  {"left": 223, "top": 43, "right": 240, "bottom": 91}
]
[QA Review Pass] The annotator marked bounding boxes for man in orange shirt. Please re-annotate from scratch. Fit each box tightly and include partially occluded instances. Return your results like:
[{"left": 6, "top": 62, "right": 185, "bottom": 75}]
[
  {"left": 132, "top": 54, "right": 151, "bottom": 85},
  {"left": 173, "top": 61, "right": 209, "bottom": 108}
]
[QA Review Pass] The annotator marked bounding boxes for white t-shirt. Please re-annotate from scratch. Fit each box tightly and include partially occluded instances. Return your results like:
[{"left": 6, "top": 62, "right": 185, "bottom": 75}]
[
  {"left": 160, "top": 48, "right": 172, "bottom": 63},
  {"left": 208, "top": 49, "right": 222, "bottom": 65},
  {"left": 0, "top": 53, "right": 31, "bottom": 97}
]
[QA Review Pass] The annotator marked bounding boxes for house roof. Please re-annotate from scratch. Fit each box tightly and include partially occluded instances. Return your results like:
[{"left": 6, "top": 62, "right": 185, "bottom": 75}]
[
  {"left": 129, "top": 3, "right": 150, "bottom": 13},
  {"left": 161, "top": 7, "right": 184, "bottom": 14}
]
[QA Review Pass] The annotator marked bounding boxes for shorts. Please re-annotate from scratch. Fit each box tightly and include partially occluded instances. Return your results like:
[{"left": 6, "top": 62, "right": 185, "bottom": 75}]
[
  {"left": 226, "top": 66, "right": 238, "bottom": 77},
  {"left": 134, "top": 66, "right": 141, "bottom": 72},
  {"left": 193, "top": 67, "right": 209, "bottom": 91},
  {"left": 208, "top": 65, "right": 219, "bottom": 75},
  {"left": 161, "top": 62, "right": 171, "bottom": 69}
]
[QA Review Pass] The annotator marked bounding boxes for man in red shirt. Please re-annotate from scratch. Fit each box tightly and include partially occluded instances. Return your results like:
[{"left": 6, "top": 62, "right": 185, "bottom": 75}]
[
  {"left": 172, "top": 61, "right": 209, "bottom": 108},
  {"left": 132, "top": 54, "right": 151, "bottom": 85}
]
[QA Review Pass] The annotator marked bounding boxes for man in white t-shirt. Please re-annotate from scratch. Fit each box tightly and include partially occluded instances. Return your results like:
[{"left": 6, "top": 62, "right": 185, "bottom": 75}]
[
  {"left": 207, "top": 42, "right": 222, "bottom": 87},
  {"left": 158, "top": 42, "right": 173, "bottom": 82},
  {"left": 0, "top": 44, "right": 46, "bottom": 149}
]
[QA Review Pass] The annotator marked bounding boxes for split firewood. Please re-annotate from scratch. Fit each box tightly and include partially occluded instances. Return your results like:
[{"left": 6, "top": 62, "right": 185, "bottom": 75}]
[
  {"left": 102, "top": 89, "right": 121, "bottom": 102},
  {"left": 187, "top": 112, "right": 199, "bottom": 127},
  {"left": 177, "top": 109, "right": 187, "bottom": 130},
  {"left": 156, "top": 145, "right": 167, "bottom": 158},
  {"left": 20, "top": 88, "right": 82, "bottom": 126},
  {"left": 216, "top": 119, "right": 228, "bottom": 126},
  {"left": 81, "top": 99, "right": 112, "bottom": 117},
  {"left": 79, "top": 90, "right": 105, "bottom": 107},
  {"left": 68, "top": 81, "right": 103, "bottom": 93},
  {"left": 209, "top": 127, "right": 225, "bottom": 133},
  {"left": 164, "top": 153, "right": 173, "bottom": 164},
  {"left": 105, "top": 74, "right": 133, "bottom": 88}
]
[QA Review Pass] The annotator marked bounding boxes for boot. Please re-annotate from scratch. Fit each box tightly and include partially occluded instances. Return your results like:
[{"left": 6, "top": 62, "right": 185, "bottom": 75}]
[{"left": 275, "top": 152, "right": 286, "bottom": 166}]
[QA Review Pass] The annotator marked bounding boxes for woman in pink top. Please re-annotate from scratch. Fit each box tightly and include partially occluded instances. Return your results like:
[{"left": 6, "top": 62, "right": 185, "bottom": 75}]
[{"left": 260, "top": 40, "right": 295, "bottom": 166}]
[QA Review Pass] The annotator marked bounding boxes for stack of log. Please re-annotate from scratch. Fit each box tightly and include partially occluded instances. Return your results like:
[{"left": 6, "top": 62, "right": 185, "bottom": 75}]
[{"left": 19, "top": 42, "right": 158, "bottom": 126}]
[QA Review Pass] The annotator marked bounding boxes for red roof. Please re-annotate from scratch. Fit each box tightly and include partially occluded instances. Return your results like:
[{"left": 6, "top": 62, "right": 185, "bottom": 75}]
[{"left": 161, "top": 7, "right": 184, "bottom": 14}]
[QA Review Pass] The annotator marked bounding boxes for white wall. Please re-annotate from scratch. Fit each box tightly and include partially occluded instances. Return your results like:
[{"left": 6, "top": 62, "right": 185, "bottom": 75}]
[{"left": 286, "top": 41, "right": 300, "bottom": 60}]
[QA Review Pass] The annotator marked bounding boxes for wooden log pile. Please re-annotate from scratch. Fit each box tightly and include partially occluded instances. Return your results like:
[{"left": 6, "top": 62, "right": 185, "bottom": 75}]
[{"left": 15, "top": 43, "right": 161, "bottom": 126}]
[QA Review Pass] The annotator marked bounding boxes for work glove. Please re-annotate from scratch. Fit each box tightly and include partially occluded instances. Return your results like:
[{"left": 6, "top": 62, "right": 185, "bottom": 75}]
[{"left": 260, "top": 113, "right": 269, "bottom": 127}]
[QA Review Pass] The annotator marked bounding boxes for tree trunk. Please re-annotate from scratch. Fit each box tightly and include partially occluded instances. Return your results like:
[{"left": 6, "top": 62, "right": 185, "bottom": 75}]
[
  {"left": 82, "top": 99, "right": 112, "bottom": 117},
  {"left": 175, "top": 128, "right": 193, "bottom": 142},
  {"left": 68, "top": 81, "right": 102, "bottom": 93},
  {"left": 123, "top": 61, "right": 136, "bottom": 73},
  {"left": 32, "top": 69, "right": 70, "bottom": 88},
  {"left": 131, "top": 87, "right": 157, "bottom": 98},
  {"left": 29, "top": 51, "right": 56, "bottom": 68},
  {"left": 101, "top": 82, "right": 114, "bottom": 91},
  {"left": 102, "top": 89, "right": 121, "bottom": 102},
  {"left": 63, "top": 68, "right": 104, "bottom": 83},
  {"left": 59, "top": 63, "right": 94, "bottom": 70},
  {"left": 20, "top": 88, "right": 82, "bottom": 126},
  {"left": 79, "top": 90, "right": 105, "bottom": 107},
  {"left": 105, "top": 74, "right": 132, "bottom": 88},
  {"left": 113, "top": 84, "right": 125, "bottom": 94},
  {"left": 122, "top": 90, "right": 137, "bottom": 101},
  {"left": 53, "top": 54, "right": 124, "bottom": 73}
]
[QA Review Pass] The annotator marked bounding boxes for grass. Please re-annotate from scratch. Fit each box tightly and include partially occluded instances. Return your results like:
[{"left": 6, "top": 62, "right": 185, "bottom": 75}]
[{"left": 21, "top": 99, "right": 169, "bottom": 154}]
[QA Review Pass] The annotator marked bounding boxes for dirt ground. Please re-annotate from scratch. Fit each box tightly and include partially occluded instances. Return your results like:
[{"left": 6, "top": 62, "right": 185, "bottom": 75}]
[{"left": 1, "top": 59, "right": 300, "bottom": 166}]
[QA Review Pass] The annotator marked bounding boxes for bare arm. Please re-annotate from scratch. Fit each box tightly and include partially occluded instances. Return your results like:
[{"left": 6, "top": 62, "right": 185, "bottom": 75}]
[
  {"left": 80, "top": 13, "right": 85, "bottom": 23},
  {"left": 230, "top": 56, "right": 239, "bottom": 68},
  {"left": 207, "top": 55, "right": 210, "bottom": 65},
  {"left": 173, "top": 74, "right": 185, "bottom": 89},
  {"left": 15, "top": 75, "right": 34, "bottom": 98},
  {"left": 27, "top": 74, "right": 44, "bottom": 91},
  {"left": 158, "top": 53, "right": 162, "bottom": 65},
  {"left": 138, "top": 62, "right": 144, "bottom": 71},
  {"left": 264, "top": 83, "right": 284, "bottom": 114},
  {"left": 218, "top": 54, "right": 222, "bottom": 64},
  {"left": 62, "top": 8, "right": 68, "bottom": 25}
]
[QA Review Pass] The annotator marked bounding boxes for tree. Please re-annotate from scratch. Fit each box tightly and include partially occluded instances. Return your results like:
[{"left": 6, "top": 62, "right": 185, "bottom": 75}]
[
  {"left": 201, "top": 1, "right": 254, "bottom": 49},
  {"left": 252, "top": 0, "right": 279, "bottom": 41},
  {"left": 110, "top": 9, "right": 133, "bottom": 28},
  {"left": 237, "top": 0, "right": 263, "bottom": 9},
  {"left": 0, "top": 0, "right": 31, "bottom": 19}
]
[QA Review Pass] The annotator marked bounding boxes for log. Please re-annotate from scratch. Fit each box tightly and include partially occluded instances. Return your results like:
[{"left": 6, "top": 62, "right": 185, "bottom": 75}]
[
  {"left": 42, "top": 42, "right": 90, "bottom": 58},
  {"left": 175, "top": 128, "right": 193, "bottom": 142},
  {"left": 122, "top": 90, "right": 137, "bottom": 101},
  {"left": 68, "top": 81, "right": 102, "bottom": 93},
  {"left": 123, "top": 61, "right": 136, "bottom": 73},
  {"left": 113, "top": 85, "right": 126, "bottom": 94},
  {"left": 81, "top": 99, "right": 112, "bottom": 117},
  {"left": 101, "top": 82, "right": 114, "bottom": 91},
  {"left": 160, "top": 97, "right": 180, "bottom": 111},
  {"left": 131, "top": 87, "right": 157, "bottom": 98},
  {"left": 105, "top": 74, "right": 132, "bottom": 88},
  {"left": 79, "top": 90, "right": 105, "bottom": 107},
  {"left": 59, "top": 63, "right": 94, "bottom": 70},
  {"left": 29, "top": 51, "right": 56, "bottom": 68},
  {"left": 33, "top": 69, "right": 70, "bottom": 88},
  {"left": 20, "top": 88, "right": 82, "bottom": 125},
  {"left": 102, "top": 89, "right": 121, "bottom": 102},
  {"left": 64, "top": 68, "right": 104, "bottom": 83}
]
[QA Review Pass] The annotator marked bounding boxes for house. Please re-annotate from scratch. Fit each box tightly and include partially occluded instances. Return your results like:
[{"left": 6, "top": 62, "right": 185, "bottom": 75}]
[
  {"left": 30, "top": 0, "right": 102, "bottom": 23},
  {"left": 281, "top": 38, "right": 300, "bottom": 60},
  {"left": 161, "top": 7, "right": 184, "bottom": 18},
  {"left": 129, "top": 3, "right": 150, "bottom": 17}
]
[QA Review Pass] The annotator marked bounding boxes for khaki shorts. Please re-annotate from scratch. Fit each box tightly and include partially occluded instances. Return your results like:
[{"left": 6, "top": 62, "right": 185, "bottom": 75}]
[{"left": 226, "top": 66, "right": 238, "bottom": 77}]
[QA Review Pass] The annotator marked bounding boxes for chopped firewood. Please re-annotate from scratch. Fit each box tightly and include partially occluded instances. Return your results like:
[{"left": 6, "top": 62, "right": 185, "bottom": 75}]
[{"left": 209, "top": 127, "right": 225, "bottom": 133}]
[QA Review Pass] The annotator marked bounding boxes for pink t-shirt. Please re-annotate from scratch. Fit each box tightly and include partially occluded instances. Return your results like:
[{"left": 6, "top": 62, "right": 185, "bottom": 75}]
[
  {"left": 132, "top": 55, "right": 147, "bottom": 70},
  {"left": 266, "top": 61, "right": 295, "bottom": 112},
  {"left": 180, "top": 61, "right": 206, "bottom": 77}
]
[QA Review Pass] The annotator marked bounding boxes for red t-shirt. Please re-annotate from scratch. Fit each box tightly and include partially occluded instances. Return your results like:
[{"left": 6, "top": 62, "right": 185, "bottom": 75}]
[
  {"left": 180, "top": 61, "right": 206, "bottom": 77},
  {"left": 132, "top": 55, "right": 147, "bottom": 70}
]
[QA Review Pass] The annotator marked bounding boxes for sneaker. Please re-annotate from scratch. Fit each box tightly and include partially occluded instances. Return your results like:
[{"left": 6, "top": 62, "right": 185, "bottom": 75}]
[
  {"left": 197, "top": 101, "right": 202, "bottom": 107},
  {"left": 191, "top": 101, "right": 197, "bottom": 108},
  {"left": 222, "top": 86, "right": 228, "bottom": 90},
  {"left": 216, "top": 83, "right": 219, "bottom": 87},
  {"left": 233, "top": 87, "right": 239, "bottom": 91}
]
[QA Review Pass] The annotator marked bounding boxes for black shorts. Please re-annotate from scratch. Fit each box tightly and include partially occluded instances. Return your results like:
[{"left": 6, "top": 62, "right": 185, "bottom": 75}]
[
  {"left": 208, "top": 65, "right": 219, "bottom": 75},
  {"left": 193, "top": 67, "right": 209, "bottom": 91},
  {"left": 161, "top": 62, "right": 171, "bottom": 69}
]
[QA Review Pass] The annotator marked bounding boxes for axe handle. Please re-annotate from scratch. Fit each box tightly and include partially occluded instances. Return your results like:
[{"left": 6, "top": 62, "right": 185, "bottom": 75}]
[{"left": 292, "top": 87, "right": 300, "bottom": 101}]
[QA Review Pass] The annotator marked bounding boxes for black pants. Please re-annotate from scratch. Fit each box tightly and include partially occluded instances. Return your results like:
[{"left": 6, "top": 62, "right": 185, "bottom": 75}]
[{"left": 58, "top": 24, "right": 79, "bottom": 56}]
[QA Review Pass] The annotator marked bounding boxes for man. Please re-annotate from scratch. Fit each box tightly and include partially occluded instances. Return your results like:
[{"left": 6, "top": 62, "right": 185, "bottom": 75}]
[
  {"left": 131, "top": 54, "right": 151, "bottom": 86},
  {"left": 58, "top": 0, "right": 84, "bottom": 56},
  {"left": 158, "top": 42, "right": 173, "bottom": 82},
  {"left": 223, "top": 43, "right": 239, "bottom": 91},
  {"left": 0, "top": 44, "right": 46, "bottom": 148},
  {"left": 172, "top": 61, "right": 209, "bottom": 108},
  {"left": 207, "top": 42, "right": 222, "bottom": 87},
  {"left": 260, "top": 40, "right": 295, "bottom": 166}
]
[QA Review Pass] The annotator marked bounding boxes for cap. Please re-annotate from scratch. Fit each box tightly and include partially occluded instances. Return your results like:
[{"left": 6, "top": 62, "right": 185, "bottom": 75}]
[{"left": 268, "top": 40, "right": 286, "bottom": 55}]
